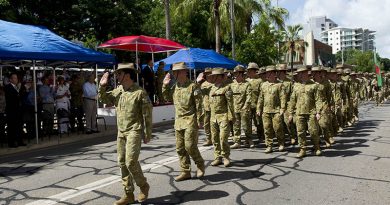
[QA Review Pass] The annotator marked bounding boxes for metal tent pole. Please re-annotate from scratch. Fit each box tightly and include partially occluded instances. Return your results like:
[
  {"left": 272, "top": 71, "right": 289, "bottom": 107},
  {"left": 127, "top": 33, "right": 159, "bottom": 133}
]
[
  {"left": 33, "top": 61, "right": 39, "bottom": 144},
  {"left": 136, "top": 41, "right": 140, "bottom": 86}
]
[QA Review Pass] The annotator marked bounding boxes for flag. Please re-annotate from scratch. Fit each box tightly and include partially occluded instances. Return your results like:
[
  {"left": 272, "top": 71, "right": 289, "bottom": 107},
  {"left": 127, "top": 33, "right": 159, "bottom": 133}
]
[{"left": 374, "top": 51, "right": 382, "bottom": 87}]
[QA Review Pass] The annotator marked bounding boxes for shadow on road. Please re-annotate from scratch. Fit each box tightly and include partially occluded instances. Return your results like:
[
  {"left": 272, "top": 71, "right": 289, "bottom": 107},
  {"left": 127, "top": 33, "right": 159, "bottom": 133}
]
[{"left": 147, "top": 190, "right": 229, "bottom": 204}]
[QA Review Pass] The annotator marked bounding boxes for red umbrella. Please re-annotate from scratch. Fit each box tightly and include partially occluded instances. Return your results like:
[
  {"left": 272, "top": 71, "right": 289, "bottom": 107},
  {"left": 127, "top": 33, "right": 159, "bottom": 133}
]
[{"left": 98, "top": 35, "right": 186, "bottom": 53}]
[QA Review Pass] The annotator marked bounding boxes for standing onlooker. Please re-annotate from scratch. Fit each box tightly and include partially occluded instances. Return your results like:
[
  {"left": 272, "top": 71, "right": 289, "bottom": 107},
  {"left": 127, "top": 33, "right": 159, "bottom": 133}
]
[
  {"left": 55, "top": 75, "right": 71, "bottom": 134},
  {"left": 23, "top": 82, "right": 38, "bottom": 139},
  {"left": 141, "top": 59, "right": 155, "bottom": 103},
  {"left": 0, "top": 85, "right": 6, "bottom": 145},
  {"left": 5, "top": 73, "right": 26, "bottom": 147},
  {"left": 39, "top": 75, "right": 55, "bottom": 136},
  {"left": 155, "top": 61, "right": 166, "bottom": 104},
  {"left": 83, "top": 72, "right": 98, "bottom": 134},
  {"left": 69, "top": 74, "right": 84, "bottom": 132}
]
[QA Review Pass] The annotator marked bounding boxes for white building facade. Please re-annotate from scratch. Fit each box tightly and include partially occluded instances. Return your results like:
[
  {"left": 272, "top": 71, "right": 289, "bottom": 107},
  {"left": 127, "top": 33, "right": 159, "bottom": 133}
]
[
  {"left": 321, "top": 27, "right": 376, "bottom": 54},
  {"left": 303, "top": 16, "right": 338, "bottom": 40}
]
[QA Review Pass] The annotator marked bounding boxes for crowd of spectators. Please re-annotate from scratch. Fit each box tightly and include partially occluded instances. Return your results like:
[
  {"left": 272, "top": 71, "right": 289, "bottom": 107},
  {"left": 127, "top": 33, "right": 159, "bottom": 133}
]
[{"left": 0, "top": 67, "right": 101, "bottom": 148}]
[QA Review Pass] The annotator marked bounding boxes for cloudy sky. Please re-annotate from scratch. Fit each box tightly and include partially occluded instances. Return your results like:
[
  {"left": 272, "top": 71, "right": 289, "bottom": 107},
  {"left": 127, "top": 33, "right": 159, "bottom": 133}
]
[{"left": 277, "top": 0, "right": 390, "bottom": 58}]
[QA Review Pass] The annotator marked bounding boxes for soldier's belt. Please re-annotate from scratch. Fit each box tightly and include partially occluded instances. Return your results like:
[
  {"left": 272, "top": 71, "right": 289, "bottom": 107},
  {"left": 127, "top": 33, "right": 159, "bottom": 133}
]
[
  {"left": 211, "top": 94, "right": 225, "bottom": 97},
  {"left": 232, "top": 93, "right": 241, "bottom": 95}
]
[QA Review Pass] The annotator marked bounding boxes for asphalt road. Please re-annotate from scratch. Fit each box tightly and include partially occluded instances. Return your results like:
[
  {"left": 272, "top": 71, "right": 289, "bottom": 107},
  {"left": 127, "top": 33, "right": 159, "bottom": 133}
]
[{"left": 1, "top": 102, "right": 390, "bottom": 205}]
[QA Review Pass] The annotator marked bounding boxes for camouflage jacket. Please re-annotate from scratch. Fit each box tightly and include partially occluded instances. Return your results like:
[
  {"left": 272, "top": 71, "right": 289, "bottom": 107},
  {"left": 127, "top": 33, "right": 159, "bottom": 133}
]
[
  {"left": 209, "top": 81, "right": 234, "bottom": 122},
  {"left": 315, "top": 80, "right": 333, "bottom": 113},
  {"left": 257, "top": 81, "right": 286, "bottom": 114},
  {"left": 288, "top": 81, "right": 322, "bottom": 115},
  {"left": 246, "top": 78, "right": 263, "bottom": 109},
  {"left": 230, "top": 79, "right": 252, "bottom": 113},
  {"left": 162, "top": 80, "right": 202, "bottom": 130},
  {"left": 200, "top": 81, "right": 213, "bottom": 112},
  {"left": 99, "top": 84, "right": 152, "bottom": 139}
]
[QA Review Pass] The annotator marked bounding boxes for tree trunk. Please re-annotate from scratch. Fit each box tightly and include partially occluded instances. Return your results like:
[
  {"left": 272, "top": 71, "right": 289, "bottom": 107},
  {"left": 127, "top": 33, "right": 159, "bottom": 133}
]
[
  {"left": 164, "top": 0, "right": 172, "bottom": 56},
  {"left": 290, "top": 43, "right": 294, "bottom": 72},
  {"left": 214, "top": 0, "right": 221, "bottom": 53}
]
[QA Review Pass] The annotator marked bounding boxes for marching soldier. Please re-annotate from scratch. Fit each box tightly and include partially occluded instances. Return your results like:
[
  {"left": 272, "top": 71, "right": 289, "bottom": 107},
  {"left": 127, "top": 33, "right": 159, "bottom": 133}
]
[
  {"left": 197, "top": 68, "right": 213, "bottom": 146},
  {"left": 350, "top": 72, "right": 360, "bottom": 122},
  {"left": 99, "top": 63, "right": 151, "bottom": 205},
  {"left": 311, "top": 67, "right": 335, "bottom": 147},
  {"left": 257, "top": 65, "right": 286, "bottom": 153},
  {"left": 162, "top": 62, "right": 205, "bottom": 182},
  {"left": 277, "top": 64, "right": 297, "bottom": 145},
  {"left": 246, "top": 63, "right": 264, "bottom": 143},
  {"left": 288, "top": 66, "right": 322, "bottom": 158},
  {"left": 209, "top": 68, "right": 234, "bottom": 167},
  {"left": 230, "top": 65, "right": 254, "bottom": 149},
  {"left": 329, "top": 69, "right": 344, "bottom": 133}
]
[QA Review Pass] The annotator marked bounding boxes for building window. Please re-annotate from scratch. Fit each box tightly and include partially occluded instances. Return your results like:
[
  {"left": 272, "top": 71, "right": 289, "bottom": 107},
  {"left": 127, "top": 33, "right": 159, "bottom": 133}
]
[
  {"left": 330, "top": 44, "right": 332, "bottom": 46},
  {"left": 321, "top": 28, "right": 325, "bottom": 31},
  {"left": 336, "top": 43, "right": 339, "bottom": 45},
  {"left": 337, "top": 48, "right": 339, "bottom": 50},
  {"left": 336, "top": 32, "right": 338, "bottom": 34},
  {"left": 321, "top": 24, "right": 325, "bottom": 27},
  {"left": 330, "top": 38, "right": 332, "bottom": 40}
]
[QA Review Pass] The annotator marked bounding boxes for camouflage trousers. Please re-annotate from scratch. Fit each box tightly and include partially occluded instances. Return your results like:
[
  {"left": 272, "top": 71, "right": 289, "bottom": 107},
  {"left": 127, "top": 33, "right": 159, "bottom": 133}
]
[
  {"left": 175, "top": 128, "right": 205, "bottom": 172},
  {"left": 318, "top": 112, "right": 334, "bottom": 143},
  {"left": 335, "top": 106, "right": 344, "bottom": 128},
  {"left": 262, "top": 113, "right": 284, "bottom": 148},
  {"left": 296, "top": 114, "right": 320, "bottom": 150},
  {"left": 283, "top": 112, "right": 297, "bottom": 141},
  {"left": 117, "top": 130, "right": 147, "bottom": 194},
  {"left": 203, "top": 111, "right": 211, "bottom": 142},
  {"left": 211, "top": 117, "right": 231, "bottom": 159},
  {"left": 250, "top": 108, "right": 264, "bottom": 141},
  {"left": 233, "top": 112, "right": 251, "bottom": 144}
]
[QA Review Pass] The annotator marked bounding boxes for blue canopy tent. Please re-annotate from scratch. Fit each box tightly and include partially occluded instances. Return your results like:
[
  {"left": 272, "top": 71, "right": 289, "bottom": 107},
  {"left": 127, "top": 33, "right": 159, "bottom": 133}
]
[
  {"left": 154, "top": 48, "right": 240, "bottom": 71},
  {"left": 0, "top": 20, "right": 116, "bottom": 144}
]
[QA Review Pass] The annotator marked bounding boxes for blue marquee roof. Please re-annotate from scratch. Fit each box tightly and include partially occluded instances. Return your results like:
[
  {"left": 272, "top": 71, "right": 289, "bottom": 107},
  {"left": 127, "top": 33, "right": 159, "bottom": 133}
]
[
  {"left": 154, "top": 48, "right": 240, "bottom": 71},
  {"left": 0, "top": 20, "right": 115, "bottom": 64}
]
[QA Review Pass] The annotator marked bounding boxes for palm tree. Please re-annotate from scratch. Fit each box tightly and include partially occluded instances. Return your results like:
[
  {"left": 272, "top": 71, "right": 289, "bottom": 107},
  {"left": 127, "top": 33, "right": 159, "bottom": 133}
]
[
  {"left": 282, "top": 24, "right": 307, "bottom": 71},
  {"left": 164, "top": 0, "right": 171, "bottom": 40},
  {"left": 213, "top": 0, "right": 222, "bottom": 53}
]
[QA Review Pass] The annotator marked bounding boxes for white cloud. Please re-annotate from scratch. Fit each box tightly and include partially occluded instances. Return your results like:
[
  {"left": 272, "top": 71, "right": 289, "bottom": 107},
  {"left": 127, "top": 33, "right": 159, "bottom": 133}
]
[{"left": 285, "top": 0, "right": 390, "bottom": 58}]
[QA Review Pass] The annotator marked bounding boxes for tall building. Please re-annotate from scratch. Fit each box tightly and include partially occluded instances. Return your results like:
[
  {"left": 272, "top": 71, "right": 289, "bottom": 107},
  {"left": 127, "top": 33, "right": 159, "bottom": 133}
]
[
  {"left": 321, "top": 27, "right": 376, "bottom": 54},
  {"left": 303, "top": 16, "right": 338, "bottom": 40}
]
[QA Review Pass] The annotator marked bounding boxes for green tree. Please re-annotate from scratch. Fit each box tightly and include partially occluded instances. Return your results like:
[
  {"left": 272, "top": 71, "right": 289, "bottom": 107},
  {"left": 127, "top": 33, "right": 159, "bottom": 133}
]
[{"left": 282, "top": 24, "right": 307, "bottom": 69}]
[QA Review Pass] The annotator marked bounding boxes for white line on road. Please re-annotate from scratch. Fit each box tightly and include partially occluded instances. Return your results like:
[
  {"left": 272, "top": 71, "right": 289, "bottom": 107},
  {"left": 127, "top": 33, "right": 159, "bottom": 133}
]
[{"left": 26, "top": 146, "right": 213, "bottom": 205}]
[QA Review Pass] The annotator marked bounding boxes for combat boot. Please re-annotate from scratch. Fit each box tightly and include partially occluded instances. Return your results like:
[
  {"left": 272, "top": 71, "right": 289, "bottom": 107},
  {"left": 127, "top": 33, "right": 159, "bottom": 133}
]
[
  {"left": 114, "top": 193, "right": 135, "bottom": 205},
  {"left": 211, "top": 158, "right": 223, "bottom": 166},
  {"left": 248, "top": 139, "right": 255, "bottom": 148},
  {"left": 202, "top": 139, "right": 213, "bottom": 146},
  {"left": 325, "top": 141, "right": 331, "bottom": 148},
  {"left": 174, "top": 172, "right": 191, "bottom": 182},
  {"left": 329, "top": 137, "right": 335, "bottom": 144},
  {"left": 278, "top": 145, "right": 285, "bottom": 152},
  {"left": 296, "top": 149, "right": 306, "bottom": 158},
  {"left": 196, "top": 163, "right": 205, "bottom": 178},
  {"left": 264, "top": 147, "right": 273, "bottom": 153},
  {"left": 230, "top": 143, "right": 240, "bottom": 149},
  {"left": 138, "top": 182, "right": 150, "bottom": 202},
  {"left": 337, "top": 127, "right": 343, "bottom": 133},
  {"left": 314, "top": 146, "right": 322, "bottom": 156},
  {"left": 223, "top": 157, "right": 231, "bottom": 167},
  {"left": 290, "top": 138, "right": 296, "bottom": 145}
]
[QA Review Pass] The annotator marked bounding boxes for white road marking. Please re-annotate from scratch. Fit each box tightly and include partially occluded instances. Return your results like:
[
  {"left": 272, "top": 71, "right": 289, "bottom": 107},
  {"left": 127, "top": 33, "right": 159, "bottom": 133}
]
[{"left": 26, "top": 146, "right": 213, "bottom": 205}]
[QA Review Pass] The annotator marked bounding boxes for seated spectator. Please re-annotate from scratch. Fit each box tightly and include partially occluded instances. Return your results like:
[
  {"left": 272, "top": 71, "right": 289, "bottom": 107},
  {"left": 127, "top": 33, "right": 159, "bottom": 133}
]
[
  {"left": 55, "top": 75, "right": 71, "bottom": 134},
  {"left": 83, "top": 72, "right": 98, "bottom": 134}
]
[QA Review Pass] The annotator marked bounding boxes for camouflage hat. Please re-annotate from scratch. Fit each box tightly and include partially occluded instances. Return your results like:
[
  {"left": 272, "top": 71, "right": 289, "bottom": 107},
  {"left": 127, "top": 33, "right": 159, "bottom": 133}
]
[
  {"left": 247, "top": 62, "right": 260, "bottom": 70},
  {"left": 336, "top": 69, "right": 343, "bottom": 75},
  {"left": 224, "top": 68, "right": 232, "bottom": 73},
  {"left": 344, "top": 68, "right": 351, "bottom": 74},
  {"left": 172, "top": 62, "right": 188, "bottom": 71},
  {"left": 209, "top": 67, "right": 225, "bottom": 76},
  {"left": 115, "top": 63, "right": 136, "bottom": 73},
  {"left": 277, "top": 63, "right": 288, "bottom": 71},
  {"left": 204, "top": 67, "right": 212, "bottom": 73},
  {"left": 330, "top": 69, "right": 338, "bottom": 73},
  {"left": 323, "top": 67, "right": 331, "bottom": 72},
  {"left": 233, "top": 65, "right": 245, "bottom": 73},
  {"left": 296, "top": 65, "right": 308, "bottom": 73},
  {"left": 350, "top": 71, "right": 357, "bottom": 75},
  {"left": 265, "top": 65, "right": 277, "bottom": 72},
  {"left": 257, "top": 67, "right": 266, "bottom": 74},
  {"left": 311, "top": 66, "right": 322, "bottom": 72},
  {"left": 336, "top": 64, "right": 344, "bottom": 69}
]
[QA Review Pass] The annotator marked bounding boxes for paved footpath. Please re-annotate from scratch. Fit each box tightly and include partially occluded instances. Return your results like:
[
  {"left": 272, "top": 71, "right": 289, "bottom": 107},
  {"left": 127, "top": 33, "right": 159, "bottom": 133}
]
[{"left": 0, "top": 102, "right": 390, "bottom": 205}]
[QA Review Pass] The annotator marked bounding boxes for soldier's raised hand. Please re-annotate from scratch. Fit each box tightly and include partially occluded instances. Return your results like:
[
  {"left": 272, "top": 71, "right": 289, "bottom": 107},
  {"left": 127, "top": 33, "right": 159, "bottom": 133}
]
[
  {"left": 316, "top": 113, "right": 321, "bottom": 121},
  {"left": 196, "top": 72, "right": 205, "bottom": 83},
  {"left": 163, "top": 73, "right": 171, "bottom": 85},
  {"left": 288, "top": 115, "right": 293, "bottom": 123},
  {"left": 100, "top": 72, "right": 110, "bottom": 87}
]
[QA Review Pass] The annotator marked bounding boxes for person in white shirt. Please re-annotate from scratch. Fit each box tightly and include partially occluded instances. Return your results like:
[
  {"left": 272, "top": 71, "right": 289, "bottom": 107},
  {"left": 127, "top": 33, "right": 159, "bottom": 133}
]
[
  {"left": 55, "top": 75, "right": 71, "bottom": 133},
  {"left": 83, "top": 72, "right": 98, "bottom": 134}
]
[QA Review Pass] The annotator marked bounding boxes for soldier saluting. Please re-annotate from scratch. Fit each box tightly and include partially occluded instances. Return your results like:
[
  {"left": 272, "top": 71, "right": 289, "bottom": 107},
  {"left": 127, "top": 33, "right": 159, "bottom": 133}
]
[
  {"left": 162, "top": 62, "right": 205, "bottom": 182},
  {"left": 99, "top": 63, "right": 152, "bottom": 205}
]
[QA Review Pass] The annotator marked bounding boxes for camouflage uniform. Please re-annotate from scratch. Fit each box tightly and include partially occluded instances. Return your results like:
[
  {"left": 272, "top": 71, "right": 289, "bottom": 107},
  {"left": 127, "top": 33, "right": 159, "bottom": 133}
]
[
  {"left": 209, "top": 68, "right": 234, "bottom": 164},
  {"left": 200, "top": 78, "right": 213, "bottom": 145},
  {"left": 288, "top": 71, "right": 322, "bottom": 157},
  {"left": 99, "top": 83, "right": 151, "bottom": 195},
  {"left": 230, "top": 68, "right": 252, "bottom": 147},
  {"left": 257, "top": 74, "right": 286, "bottom": 152},
  {"left": 162, "top": 78, "right": 205, "bottom": 178},
  {"left": 156, "top": 66, "right": 166, "bottom": 103},
  {"left": 247, "top": 77, "right": 264, "bottom": 141}
]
